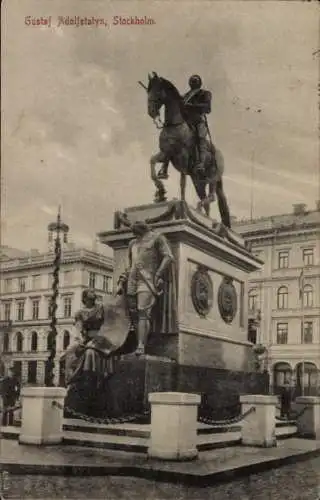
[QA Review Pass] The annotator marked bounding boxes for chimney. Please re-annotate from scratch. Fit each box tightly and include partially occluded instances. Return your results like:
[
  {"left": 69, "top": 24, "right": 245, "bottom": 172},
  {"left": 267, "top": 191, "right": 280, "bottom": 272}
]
[
  {"left": 316, "top": 200, "right": 320, "bottom": 211},
  {"left": 292, "top": 203, "right": 306, "bottom": 215}
]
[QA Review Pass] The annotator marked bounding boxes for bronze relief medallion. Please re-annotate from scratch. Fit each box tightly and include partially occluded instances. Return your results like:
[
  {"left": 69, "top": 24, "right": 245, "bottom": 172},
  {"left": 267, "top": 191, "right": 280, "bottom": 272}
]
[
  {"left": 218, "top": 276, "right": 238, "bottom": 324},
  {"left": 191, "top": 266, "right": 213, "bottom": 317}
]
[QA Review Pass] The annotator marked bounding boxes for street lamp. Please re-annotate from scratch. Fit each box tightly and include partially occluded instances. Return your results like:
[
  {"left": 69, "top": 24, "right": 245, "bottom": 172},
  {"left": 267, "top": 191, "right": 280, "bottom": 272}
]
[{"left": 45, "top": 207, "right": 69, "bottom": 387}]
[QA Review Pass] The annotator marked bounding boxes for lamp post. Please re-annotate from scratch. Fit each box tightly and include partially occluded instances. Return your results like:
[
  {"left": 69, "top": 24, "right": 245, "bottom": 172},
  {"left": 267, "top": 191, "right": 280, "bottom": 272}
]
[{"left": 45, "top": 207, "right": 69, "bottom": 387}]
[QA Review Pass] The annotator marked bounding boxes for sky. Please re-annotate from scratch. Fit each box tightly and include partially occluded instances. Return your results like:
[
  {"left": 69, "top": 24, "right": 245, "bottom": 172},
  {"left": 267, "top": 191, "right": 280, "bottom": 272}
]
[{"left": 1, "top": 0, "right": 319, "bottom": 253}]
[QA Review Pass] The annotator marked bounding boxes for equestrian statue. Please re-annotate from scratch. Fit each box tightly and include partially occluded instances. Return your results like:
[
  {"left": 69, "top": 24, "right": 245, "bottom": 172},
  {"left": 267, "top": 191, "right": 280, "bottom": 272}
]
[{"left": 140, "top": 72, "right": 231, "bottom": 227}]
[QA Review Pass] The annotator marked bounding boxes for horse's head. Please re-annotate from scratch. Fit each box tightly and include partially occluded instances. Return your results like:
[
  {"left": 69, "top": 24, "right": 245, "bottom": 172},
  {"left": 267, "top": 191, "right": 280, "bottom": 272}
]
[
  {"left": 147, "top": 72, "right": 165, "bottom": 119},
  {"left": 147, "top": 72, "right": 183, "bottom": 120}
]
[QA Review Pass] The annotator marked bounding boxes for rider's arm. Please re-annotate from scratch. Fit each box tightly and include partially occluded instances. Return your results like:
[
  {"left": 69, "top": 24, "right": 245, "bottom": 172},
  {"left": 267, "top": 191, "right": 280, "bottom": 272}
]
[{"left": 185, "top": 91, "right": 212, "bottom": 114}]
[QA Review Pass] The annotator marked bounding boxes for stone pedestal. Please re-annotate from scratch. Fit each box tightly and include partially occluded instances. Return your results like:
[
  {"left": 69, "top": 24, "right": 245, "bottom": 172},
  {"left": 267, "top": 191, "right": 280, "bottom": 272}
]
[
  {"left": 98, "top": 201, "right": 261, "bottom": 371},
  {"left": 295, "top": 396, "right": 320, "bottom": 439},
  {"left": 19, "top": 386, "right": 66, "bottom": 445},
  {"left": 148, "top": 392, "right": 201, "bottom": 460},
  {"left": 240, "top": 394, "right": 278, "bottom": 447},
  {"left": 97, "top": 201, "right": 265, "bottom": 418},
  {"left": 106, "top": 354, "right": 177, "bottom": 417}
]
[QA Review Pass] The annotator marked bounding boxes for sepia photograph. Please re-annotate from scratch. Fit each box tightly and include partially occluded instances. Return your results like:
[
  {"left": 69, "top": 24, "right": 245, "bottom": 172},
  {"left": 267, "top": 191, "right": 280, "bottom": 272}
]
[{"left": 1, "top": 0, "right": 319, "bottom": 498}]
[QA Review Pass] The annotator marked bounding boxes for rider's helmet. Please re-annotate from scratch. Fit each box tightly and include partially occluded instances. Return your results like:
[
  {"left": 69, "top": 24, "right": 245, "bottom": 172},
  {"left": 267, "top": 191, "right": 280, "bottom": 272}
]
[{"left": 188, "top": 75, "right": 202, "bottom": 90}]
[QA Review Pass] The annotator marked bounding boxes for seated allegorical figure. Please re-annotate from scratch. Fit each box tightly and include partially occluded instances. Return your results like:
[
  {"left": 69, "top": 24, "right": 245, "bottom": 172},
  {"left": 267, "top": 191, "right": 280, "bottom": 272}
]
[{"left": 61, "top": 288, "right": 126, "bottom": 417}]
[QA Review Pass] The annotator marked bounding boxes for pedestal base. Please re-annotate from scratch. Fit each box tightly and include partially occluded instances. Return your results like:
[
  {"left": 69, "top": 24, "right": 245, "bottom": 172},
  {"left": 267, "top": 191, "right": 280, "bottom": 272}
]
[
  {"left": 105, "top": 354, "right": 177, "bottom": 418},
  {"left": 19, "top": 386, "right": 66, "bottom": 445}
]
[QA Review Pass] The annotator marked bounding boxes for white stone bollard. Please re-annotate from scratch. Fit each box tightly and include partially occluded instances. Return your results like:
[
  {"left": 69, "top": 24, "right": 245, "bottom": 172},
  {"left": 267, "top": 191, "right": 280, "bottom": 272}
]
[
  {"left": 19, "top": 386, "right": 66, "bottom": 445},
  {"left": 148, "top": 392, "right": 201, "bottom": 460},
  {"left": 240, "top": 394, "right": 278, "bottom": 447},
  {"left": 295, "top": 396, "right": 320, "bottom": 439}
]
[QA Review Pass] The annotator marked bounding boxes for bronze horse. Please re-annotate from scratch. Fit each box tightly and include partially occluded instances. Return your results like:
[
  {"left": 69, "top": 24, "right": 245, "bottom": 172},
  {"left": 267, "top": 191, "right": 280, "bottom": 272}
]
[{"left": 147, "top": 72, "right": 230, "bottom": 227}]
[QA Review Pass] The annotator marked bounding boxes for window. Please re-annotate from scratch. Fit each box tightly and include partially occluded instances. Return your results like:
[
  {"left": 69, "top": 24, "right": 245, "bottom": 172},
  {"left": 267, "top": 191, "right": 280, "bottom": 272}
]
[
  {"left": 277, "top": 286, "right": 288, "bottom": 309},
  {"left": 63, "top": 330, "right": 70, "bottom": 350},
  {"left": 303, "top": 285, "right": 313, "bottom": 308},
  {"left": 303, "top": 248, "right": 314, "bottom": 266},
  {"left": 31, "top": 331, "right": 38, "bottom": 352},
  {"left": 248, "top": 318, "right": 257, "bottom": 344},
  {"left": 47, "top": 298, "right": 52, "bottom": 319},
  {"left": 301, "top": 321, "right": 313, "bottom": 344},
  {"left": 32, "top": 299, "right": 40, "bottom": 320},
  {"left": 63, "top": 296, "right": 72, "bottom": 318},
  {"left": 16, "top": 332, "right": 23, "bottom": 352},
  {"left": 64, "top": 271, "right": 73, "bottom": 286},
  {"left": 32, "top": 275, "right": 41, "bottom": 290},
  {"left": 103, "top": 275, "right": 112, "bottom": 294},
  {"left": 3, "top": 332, "right": 9, "bottom": 352},
  {"left": 3, "top": 302, "right": 11, "bottom": 322},
  {"left": 18, "top": 277, "right": 27, "bottom": 292},
  {"left": 17, "top": 301, "right": 25, "bottom": 321},
  {"left": 27, "top": 361, "right": 37, "bottom": 384},
  {"left": 13, "top": 361, "right": 22, "bottom": 381},
  {"left": 47, "top": 331, "right": 54, "bottom": 351},
  {"left": 4, "top": 279, "right": 12, "bottom": 293},
  {"left": 278, "top": 251, "right": 289, "bottom": 269},
  {"left": 273, "top": 363, "right": 292, "bottom": 389},
  {"left": 88, "top": 272, "right": 96, "bottom": 289},
  {"left": 248, "top": 288, "right": 258, "bottom": 312},
  {"left": 48, "top": 273, "right": 53, "bottom": 289},
  {"left": 276, "top": 323, "right": 288, "bottom": 344}
]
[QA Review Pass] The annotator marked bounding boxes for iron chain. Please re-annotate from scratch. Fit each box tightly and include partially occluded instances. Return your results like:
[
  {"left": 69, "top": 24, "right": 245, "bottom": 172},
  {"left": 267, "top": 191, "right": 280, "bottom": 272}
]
[
  {"left": 197, "top": 406, "right": 256, "bottom": 427},
  {"left": 52, "top": 400, "right": 150, "bottom": 425}
]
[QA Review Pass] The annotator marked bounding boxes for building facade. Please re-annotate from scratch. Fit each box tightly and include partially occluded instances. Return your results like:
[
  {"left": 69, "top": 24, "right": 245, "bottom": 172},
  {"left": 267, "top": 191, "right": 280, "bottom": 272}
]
[
  {"left": 0, "top": 245, "right": 113, "bottom": 386},
  {"left": 235, "top": 202, "right": 320, "bottom": 395}
]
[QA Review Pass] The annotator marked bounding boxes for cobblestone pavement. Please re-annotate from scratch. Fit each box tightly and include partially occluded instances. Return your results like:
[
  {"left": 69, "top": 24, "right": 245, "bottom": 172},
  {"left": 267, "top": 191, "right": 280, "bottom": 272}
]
[{"left": 2, "top": 456, "right": 320, "bottom": 500}]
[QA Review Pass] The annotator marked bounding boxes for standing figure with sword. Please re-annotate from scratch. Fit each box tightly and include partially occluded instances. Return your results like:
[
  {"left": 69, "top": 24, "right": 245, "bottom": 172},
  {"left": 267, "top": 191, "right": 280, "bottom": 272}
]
[
  {"left": 158, "top": 74, "right": 213, "bottom": 180},
  {"left": 117, "top": 220, "right": 178, "bottom": 356}
]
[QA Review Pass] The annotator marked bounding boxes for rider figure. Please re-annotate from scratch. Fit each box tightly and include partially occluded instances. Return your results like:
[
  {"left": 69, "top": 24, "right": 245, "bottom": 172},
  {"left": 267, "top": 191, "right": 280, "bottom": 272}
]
[{"left": 158, "top": 75, "right": 212, "bottom": 180}]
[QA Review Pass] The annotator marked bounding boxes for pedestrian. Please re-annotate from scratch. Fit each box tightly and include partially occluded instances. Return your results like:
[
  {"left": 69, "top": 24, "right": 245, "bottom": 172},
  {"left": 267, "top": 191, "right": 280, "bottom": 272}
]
[
  {"left": 280, "top": 379, "right": 292, "bottom": 419},
  {"left": 1, "top": 367, "right": 20, "bottom": 426}
]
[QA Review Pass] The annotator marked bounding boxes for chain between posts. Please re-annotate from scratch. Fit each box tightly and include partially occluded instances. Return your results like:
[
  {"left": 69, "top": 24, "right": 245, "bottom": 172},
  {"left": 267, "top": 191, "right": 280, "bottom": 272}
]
[
  {"left": 51, "top": 401, "right": 257, "bottom": 428},
  {"left": 52, "top": 400, "right": 150, "bottom": 425},
  {"left": 197, "top": 405, "right": 256, "bottom": 427},
  {"left": 275, "top": 405, "right": 308, "bottom": 422}
]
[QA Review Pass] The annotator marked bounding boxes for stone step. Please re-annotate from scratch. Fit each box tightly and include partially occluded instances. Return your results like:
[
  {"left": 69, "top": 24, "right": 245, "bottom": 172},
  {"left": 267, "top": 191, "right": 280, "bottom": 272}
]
[
  {"left": 275, "top": 425, "right": 298, "bottom": 439},
  {"left": 276, "top": 420, "right": 297, "bottom": 427},
  {"left": 63, "top": 419, "right": 150, "bottom": 438},
  {"left": 197, "top": 430, "right": 241, "bottom": 451},
  {"left": 0, "top": 426, "right": 20, "bottom": 440},
  {"left": 62, "top": 420, "right": 243, "bottom": 453},
  {"left": 1, "top": 420, "right": 298, "bottom": 453},
  {"left": 63, "top": 430, "right": 149, "bottom": 453}
]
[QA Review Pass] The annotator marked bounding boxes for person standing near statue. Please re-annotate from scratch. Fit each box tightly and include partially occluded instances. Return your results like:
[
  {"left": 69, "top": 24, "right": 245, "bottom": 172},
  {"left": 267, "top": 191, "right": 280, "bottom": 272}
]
[
  {"left": 1, "top": 367, "right": 20, "bottom": 426},
  {"left": 158, "top": 74, "right": 212, "bottom": 180},
  {"left": 118, "top": 220, "right": 178, "bottom": 356}
]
